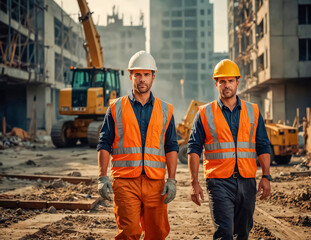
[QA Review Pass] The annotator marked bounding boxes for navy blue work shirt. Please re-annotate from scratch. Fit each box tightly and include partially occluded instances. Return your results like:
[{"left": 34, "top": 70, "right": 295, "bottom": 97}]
[
  {"left": 97, "top": 91, "right": 179, "bottom": 171},
  {"left": 188, "top": 96, "right": 270, "bottom": 169}
]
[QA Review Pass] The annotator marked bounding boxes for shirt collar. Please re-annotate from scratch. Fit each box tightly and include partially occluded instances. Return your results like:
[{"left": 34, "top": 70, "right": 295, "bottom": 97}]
[
  {"left": 217, "top": 95, "right": 241, "bottom": 110},
  {"left": 128, "top": 91, "right": 154, "bottom": 106}
]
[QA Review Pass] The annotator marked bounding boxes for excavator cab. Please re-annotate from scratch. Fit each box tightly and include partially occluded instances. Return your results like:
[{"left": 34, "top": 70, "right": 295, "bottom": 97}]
[{"left": 52, "top": 67, "right": 121, "bottom": 148}]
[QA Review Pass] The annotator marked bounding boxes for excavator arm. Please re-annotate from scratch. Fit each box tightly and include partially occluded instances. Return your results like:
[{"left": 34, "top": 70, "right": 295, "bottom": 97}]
[{"left": 77, "top": 0, "right": 104, "bottom": 68}]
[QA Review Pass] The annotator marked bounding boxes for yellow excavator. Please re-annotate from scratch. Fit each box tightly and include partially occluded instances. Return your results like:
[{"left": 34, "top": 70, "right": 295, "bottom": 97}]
[
  {"left": 51, "top": 0, "right": 121, "bottom": 148},
  {"left": 176, "top": 100, "right": 299, "bottom": 165}
]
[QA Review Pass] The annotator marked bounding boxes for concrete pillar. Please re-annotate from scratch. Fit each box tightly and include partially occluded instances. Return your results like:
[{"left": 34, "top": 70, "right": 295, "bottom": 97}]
[{"left": 271, "top": 84, "right": 286, "bottom": 123}]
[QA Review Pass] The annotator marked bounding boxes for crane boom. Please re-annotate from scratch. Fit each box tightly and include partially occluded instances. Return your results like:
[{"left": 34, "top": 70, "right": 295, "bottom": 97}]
[{"left": 77, "top": 0, "right": 104, "bottom": 68}]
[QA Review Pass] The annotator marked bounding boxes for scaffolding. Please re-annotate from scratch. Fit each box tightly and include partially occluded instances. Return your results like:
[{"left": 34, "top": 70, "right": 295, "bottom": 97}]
[{"left": 0, "top": 0, "right": 47, "bottom": 83}]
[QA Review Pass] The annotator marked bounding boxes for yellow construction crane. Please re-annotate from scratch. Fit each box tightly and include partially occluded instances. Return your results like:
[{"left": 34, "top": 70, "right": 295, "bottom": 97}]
[
  {"left": 176, "top": 100, "right": 299, "bottom": 165},
  {"left": 51, "top": 0, "right": 121, "bottom": 148}
]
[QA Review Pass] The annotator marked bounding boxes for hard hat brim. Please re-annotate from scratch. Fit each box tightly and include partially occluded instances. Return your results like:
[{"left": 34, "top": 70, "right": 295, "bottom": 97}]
[
  {"left": 128, "top": 67, "right": 158, "bottom": 72},
  {"left": 213, "top": 74, "right": 241, "bottom": 80}
]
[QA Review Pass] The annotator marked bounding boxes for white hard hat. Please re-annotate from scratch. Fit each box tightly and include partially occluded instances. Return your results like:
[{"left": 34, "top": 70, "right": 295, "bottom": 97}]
[{"left": 128, "top": 50, "right": 158, "bottom": 72}]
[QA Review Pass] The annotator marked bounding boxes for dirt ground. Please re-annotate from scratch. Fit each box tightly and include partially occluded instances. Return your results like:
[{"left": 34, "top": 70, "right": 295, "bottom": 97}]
[{"left": 0, "top": 144, "right": 310, "bottom": 240}]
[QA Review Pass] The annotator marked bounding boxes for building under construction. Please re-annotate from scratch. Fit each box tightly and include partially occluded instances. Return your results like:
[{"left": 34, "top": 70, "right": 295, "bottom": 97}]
[
  {"left": 0, "top": 0, "right": 86, "bottom": 134},
  {"left": 228, "top": 0, "right": 311, "bottom": 124}
]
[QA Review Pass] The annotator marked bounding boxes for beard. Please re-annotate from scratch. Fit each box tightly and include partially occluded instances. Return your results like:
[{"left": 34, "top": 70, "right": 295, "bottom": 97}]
[
  {"left": 135, "top": 83, "right": 151, "bottom": 94},
  {"left": 221, "top": 88, "right": 235, "bottom": 99}
]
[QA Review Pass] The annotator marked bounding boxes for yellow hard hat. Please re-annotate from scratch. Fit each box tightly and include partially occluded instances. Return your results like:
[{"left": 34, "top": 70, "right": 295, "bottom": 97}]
[{"left": 213, "top": 59, "right": 241, "bottom": 80}]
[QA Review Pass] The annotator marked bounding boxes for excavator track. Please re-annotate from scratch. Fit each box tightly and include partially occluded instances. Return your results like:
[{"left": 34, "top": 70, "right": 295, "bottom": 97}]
[
  {"left": 51, "top": 120, "right": 77, "bottom": 148},
  {"left": 87, "top": 121, "right": 103, "bottom": 148}
]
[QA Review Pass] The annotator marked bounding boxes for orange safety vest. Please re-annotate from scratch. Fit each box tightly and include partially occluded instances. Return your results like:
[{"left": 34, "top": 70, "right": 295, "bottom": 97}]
[
  {"left": 199, "top": 100, "right": 259, "bottom": 178},
  {"left": 110, "top": 96, "right": 173, "bottom": 179}
]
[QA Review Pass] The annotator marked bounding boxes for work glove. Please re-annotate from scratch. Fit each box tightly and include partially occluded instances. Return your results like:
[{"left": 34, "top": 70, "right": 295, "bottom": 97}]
[
  {"left": 98, "top": 176, "right": 113, "bottom": 201},
  {"left": 161, "top": 178, "right": 177, "bottom": 204}
]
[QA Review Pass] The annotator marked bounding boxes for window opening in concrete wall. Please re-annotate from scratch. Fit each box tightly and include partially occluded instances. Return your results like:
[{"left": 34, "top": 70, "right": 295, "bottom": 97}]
[
  {"left": 185, "top": 0, "right": 197, "bottom": 7},
  {"left": 185, "top": 52, "right": 198, "bottom": 60},
  {"left": 258, "top": 53, "right": 264, "bottom": 71},
  {"left": 298, "top": 5, "right": 311, "bottom": 24},
  {"left": 185, "top": 20, "right": 196, "bottom": 27},
  {"left": 172, "top": 30, "right": 182, "bottom": 37},
  {"left": 299, "top": 39, "right": 311, "bottom": 61},
  {"left": 172, "top": 20, "right": 182, "bottom": 27},
  {"left": 172, "top": 10, "right": 182, "bottom": 17},
  {"left": 173, "top": 52, "right": 183, "bottom": 59},
  {"left": 163, "top": 31, "right": 170, "bottom": 38},
  {"left": 173, "top": 63, "right": 183, "bottom": 69},
  {"left": 185, "top": 41, "right": 197, "bottom": 49},
  {"left": 257, "top": 20, "right": 264, "bottom": 40},
  {"left": 185, "top": 30, "right": 197, "bottom": 38},
  {"left": 170, "top": 0, "right": 182, "bottom": 8},
  {"left": 184, "top": 9, "right": 196, "bottom": 17}
]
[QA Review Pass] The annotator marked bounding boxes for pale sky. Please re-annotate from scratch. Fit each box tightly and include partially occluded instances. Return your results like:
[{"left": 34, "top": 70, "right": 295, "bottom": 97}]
[{"left": 54, "top": 0, "right": 228, "bottom": 52}]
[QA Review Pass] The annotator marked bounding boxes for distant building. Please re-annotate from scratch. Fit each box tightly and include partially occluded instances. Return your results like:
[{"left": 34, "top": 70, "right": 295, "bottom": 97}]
[
  {"left": 228, "top": 0, "right": 311, "bottom": 124},
  {"left": 0, "top": 0, "right": 86, "bottom": 134},
  {"left": 150, "top": 0, "right": 215, "bottom": 113},
  {"left": 97, "top": 7, "right": 146, "bottom": 95}
]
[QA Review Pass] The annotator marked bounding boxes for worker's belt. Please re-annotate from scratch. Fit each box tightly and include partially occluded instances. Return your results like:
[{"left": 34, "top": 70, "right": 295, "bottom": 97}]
[{"left": 232, "top": 171, "right": 240, "bottom": 178}]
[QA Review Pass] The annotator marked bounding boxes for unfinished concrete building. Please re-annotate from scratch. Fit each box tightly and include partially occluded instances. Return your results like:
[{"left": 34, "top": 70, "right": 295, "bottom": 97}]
[
  {"left": 97, "top": 6, "right": 146, "bottom": 95},
  {"left": 0, "top": 0, "right": 86, "bottom": 134},
  {"left": 228, "top": 0, "right": 311, "bottom": 124}
]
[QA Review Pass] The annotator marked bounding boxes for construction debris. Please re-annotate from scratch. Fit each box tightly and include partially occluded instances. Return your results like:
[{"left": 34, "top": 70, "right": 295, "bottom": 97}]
[{"left": 0, "top": 174, "right": 93, "bottom": 185}]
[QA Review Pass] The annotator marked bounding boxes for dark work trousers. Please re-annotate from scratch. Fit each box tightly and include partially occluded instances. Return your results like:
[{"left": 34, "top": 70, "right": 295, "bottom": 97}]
[{"left": 206, "top": 176, "right": 256, "bottom": 240}]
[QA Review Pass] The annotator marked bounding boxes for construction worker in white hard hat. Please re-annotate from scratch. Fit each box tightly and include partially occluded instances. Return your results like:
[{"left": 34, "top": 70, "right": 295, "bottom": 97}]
[
  {"left": 188, "top": 59, "right": 271, "bottom": 239},
  {"left": 97, "top": 50, "right": 178, "bottom": 239}
]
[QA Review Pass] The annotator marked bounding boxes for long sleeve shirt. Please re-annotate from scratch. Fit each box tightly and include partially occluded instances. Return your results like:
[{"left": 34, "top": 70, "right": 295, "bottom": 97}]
[
  {"left": 188, "top": 96, "right": 270, "bottom": 170},
  {"left": 97, "top": 91, "right": 179, "bottom": 173}
]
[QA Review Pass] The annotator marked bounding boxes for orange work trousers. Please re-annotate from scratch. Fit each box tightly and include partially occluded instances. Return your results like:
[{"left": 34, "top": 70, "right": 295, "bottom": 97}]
[{"left": 112, "top": 175, "right": 170, "bottom": 240}]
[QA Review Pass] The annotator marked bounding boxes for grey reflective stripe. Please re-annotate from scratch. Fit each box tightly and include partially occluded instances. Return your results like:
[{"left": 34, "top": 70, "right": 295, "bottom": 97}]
[
  {"left": 205, "top": 103, "right": 218, "bottom": 143},
  {"left": 204, "top": 142, "right": 235, "bottom": 151},
  {"left": 114, "top": 98, "right": 124, "bottom": 148},
  {"left": 144, "top": 160, "right": 166, "bottom": 169},
  {"left": 245, "top": 101, "right": 255, "bottom": 142},
  {"left": 205, "top": 151, "right": 236, "bottom": 160},
  {"left": 112, "top": 160, "right": 143, "bottom": 167},
  {"left": 112, "top": 147, "right": 142, "bottom": 155},
  {"left": 237, "top": 142, "right": 256, "bottom": 149},
  {"left": 160, "top": 100, "right": 169, "bottom": 148},
  {"left": 204, "top": 151, "right": 257, "bottom": 160},
  {"left": 145, "top": 147, "right": 165, "bottom": 157},
  {"left": 238, "top": 151, "right": 257, "bottom": 158}
]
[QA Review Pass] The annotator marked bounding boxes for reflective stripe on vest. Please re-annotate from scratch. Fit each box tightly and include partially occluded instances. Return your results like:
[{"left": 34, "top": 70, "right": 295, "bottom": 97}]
[
  {"left": 110, "top": 96, "right": 171, "bottom": 179},
  {"left": 201, "top": 100, "right": 259, "bottom": 178}
]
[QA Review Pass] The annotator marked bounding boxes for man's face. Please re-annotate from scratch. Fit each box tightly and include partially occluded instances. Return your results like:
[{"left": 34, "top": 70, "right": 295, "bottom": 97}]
[
  {"left": 130, "top": 69, "right": 155, "bottom": 95},
  {"left": 215, "top": 77, "right": 239, "bottom": 99}
]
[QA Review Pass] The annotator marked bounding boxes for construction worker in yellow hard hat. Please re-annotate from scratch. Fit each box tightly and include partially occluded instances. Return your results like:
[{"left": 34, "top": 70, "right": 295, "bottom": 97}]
[
  {"left": 97, "top": 51, "right": 178, "bottom": 239},
  {"left": 188, "top": 59, "right": 272, "bottom": 239}
]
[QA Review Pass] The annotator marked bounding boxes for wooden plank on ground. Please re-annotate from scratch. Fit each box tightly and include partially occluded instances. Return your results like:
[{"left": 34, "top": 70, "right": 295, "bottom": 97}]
[
  {"left": 47, "top": 197, "right": 101, "bottom": 210},
  {"left": 290, "top": 171, "right": 311, "bottom": 177},
  {"left": 0, "top": 174, "right": 93, "bottom": 184},
  {"left": 0, "top": 197, "right": 101, "bottom": 210}
]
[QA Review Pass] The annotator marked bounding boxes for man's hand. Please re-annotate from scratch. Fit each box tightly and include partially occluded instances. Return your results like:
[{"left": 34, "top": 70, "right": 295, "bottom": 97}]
[
  {"left": 98, "top": 176, "right": 113, "bottom": 200},
  {"left": 257, "top": 178, "right": 271, "bottom": 200},
  {"left": 161, "top": 178, "right": 177, "bottom": 204},
  {"left": 190, "top": 181, "right": 204, "bottom": 206}
]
